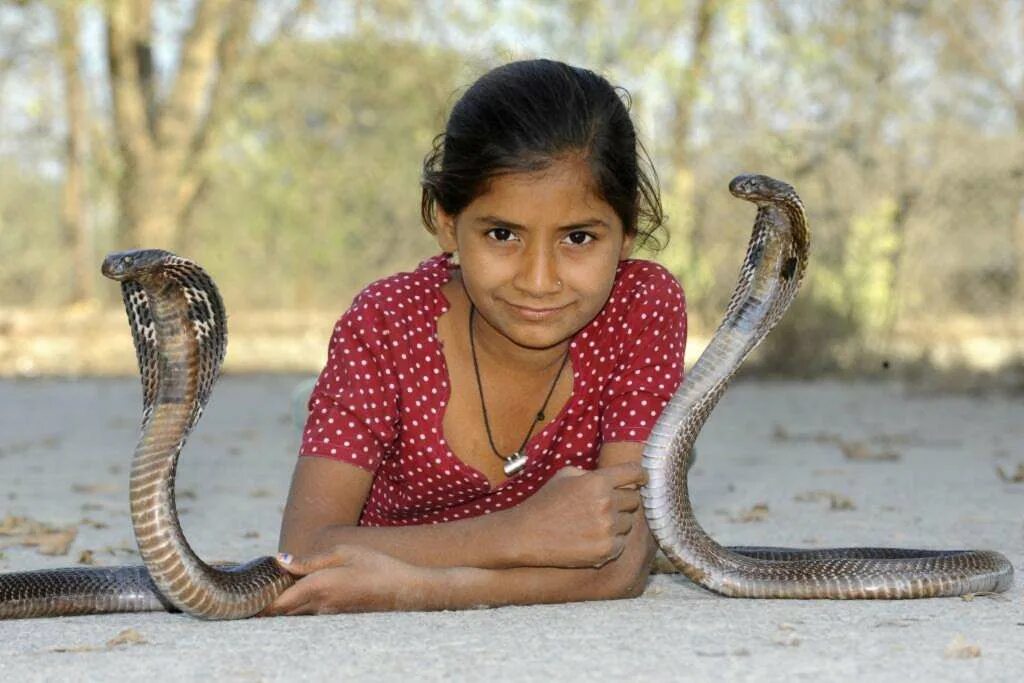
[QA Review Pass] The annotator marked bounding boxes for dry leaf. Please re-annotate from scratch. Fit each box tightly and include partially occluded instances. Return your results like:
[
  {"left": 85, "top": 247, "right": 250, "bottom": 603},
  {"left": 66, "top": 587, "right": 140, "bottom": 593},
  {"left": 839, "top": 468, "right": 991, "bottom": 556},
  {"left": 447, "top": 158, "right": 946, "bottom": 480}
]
[
  {"left": 731, "top": 503, "right": 770, "bottom": 523},
  {"left": 794, "top": 490, "right": 856, "bottom": 510},
  {"left": 78, "top": 550, "right": 95, "bottom": 565},
  {"left": 243, "top": 530, "right": 260, "bottom": 539},
  {"left": 107, "top": 628, "right": 147, "bottom": 648},
  {"left": 944, "top": 634, "right": 981, "bottom": 659},
  {"left": 838, "top": 440, "right": 900, "bottom": 462},
  {"left": 50, "top": 629, "right": 149, "bottom": 654},
  {"left": 773, "top": 633, "right": 801, "bottom": 647},
  {"left": 99, "top": 544, "right": 138, "bottom": 556},
  {"left": 78, "top": 518, "right": 108, "bottom": 529},
  {"left": 50, "top": 644, "right": 102, "bottom": 653},
  {"left": 27, "top": 529, "right": 77, "bottom": 556},
  {"left": 71, "top": 482, "right": 120, "bottom": 495},
  {"left": 249, "top": 488, "right": 272, "bottom": 498},
  {"left": 0, "top": 515, "right": 45, "bottom": 535},
  {"left": 995, "top": 464, "right": 1024, "bottom": 483},
  {"left": 0, "top": 516, "right": 77, "bottom": 555}
]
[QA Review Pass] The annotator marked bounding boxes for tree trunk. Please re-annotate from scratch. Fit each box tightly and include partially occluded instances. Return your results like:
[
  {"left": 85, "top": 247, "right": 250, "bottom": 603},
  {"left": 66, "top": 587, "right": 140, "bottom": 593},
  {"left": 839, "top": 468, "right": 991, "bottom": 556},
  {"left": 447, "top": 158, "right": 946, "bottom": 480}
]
[
  {"left": 104, "top": 0, "right": 255, "bottom": 249},
  {"left": 56, "top": 1, "right": 93, "bottom": 302}
]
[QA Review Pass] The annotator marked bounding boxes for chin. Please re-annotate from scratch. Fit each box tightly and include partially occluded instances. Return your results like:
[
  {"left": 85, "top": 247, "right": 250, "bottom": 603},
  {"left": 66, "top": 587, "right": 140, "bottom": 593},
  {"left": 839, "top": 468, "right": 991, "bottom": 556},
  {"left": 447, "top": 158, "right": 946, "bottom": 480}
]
[{"left": 503, "top": 321, "right": 577, "bottom": 350}]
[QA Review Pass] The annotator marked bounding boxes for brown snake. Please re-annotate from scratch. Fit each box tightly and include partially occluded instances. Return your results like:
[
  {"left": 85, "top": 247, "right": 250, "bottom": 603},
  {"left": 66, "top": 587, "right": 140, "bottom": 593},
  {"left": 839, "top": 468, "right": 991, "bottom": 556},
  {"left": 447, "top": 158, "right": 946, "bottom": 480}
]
[
  {"left": 0, "top": 250, "right": 293, "bottom": 619},
  {"left": 642, "top": 174, "right": 1013, "bottom": 598},
  {"left": 0, "top": 175, "right": 1012, "bottom": 619}
]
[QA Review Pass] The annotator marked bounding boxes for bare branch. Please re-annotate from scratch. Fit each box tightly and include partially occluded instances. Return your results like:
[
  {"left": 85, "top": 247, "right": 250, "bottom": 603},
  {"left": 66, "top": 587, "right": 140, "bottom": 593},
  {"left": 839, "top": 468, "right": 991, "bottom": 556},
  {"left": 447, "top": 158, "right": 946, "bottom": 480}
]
[
  {"left": 56, "top": 0, "right": 94, "bottom": 302},
  {"left": 157, "top": 0, "right": 232, "bottom": 161},
  {"left": 105, "top": 0, "right": 155, "bottom": 166}
]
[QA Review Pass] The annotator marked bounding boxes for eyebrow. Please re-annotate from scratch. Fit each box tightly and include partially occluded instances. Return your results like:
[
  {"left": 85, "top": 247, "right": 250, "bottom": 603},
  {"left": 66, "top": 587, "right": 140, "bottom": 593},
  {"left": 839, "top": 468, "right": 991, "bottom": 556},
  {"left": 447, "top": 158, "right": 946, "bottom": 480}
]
[{"left": 475, "top": 215, "right": 610, "bottom": 230}]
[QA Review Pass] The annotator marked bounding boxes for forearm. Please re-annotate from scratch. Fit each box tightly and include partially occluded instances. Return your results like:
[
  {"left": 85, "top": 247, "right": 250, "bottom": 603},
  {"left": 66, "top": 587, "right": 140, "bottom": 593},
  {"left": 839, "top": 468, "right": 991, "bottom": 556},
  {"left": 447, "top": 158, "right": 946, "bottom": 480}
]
[
  {"left": 402, "top": 524, "right": 658, "bottom": 611},
  {"left": 283, "top": 508, "right": 526, "bottom": 570}
]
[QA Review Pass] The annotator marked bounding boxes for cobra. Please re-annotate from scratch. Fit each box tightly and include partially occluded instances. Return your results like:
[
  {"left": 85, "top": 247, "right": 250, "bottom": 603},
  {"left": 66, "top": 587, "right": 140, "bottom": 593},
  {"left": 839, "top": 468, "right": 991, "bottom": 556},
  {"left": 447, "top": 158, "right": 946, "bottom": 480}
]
[
  {"left": 642, "top": 174, "right": 1013, "bottom": 598},
  {"left": 0, "top": 250, "right": 293, "bottom": 619}
]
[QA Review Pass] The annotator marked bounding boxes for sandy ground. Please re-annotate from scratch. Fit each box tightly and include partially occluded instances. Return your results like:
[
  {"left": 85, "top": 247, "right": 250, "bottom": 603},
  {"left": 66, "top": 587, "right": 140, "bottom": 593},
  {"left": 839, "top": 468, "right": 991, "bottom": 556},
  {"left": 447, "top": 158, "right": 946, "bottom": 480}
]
[{"left": 0, "top": 376, "right": 1021, "bottom": 682}]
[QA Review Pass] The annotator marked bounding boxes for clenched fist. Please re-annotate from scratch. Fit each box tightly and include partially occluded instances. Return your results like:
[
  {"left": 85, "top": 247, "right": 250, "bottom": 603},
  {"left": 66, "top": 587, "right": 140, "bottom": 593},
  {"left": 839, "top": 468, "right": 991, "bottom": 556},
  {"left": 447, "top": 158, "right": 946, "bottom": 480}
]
[{"left": 506, "top": 462, "right": 647, "bottom": 569}]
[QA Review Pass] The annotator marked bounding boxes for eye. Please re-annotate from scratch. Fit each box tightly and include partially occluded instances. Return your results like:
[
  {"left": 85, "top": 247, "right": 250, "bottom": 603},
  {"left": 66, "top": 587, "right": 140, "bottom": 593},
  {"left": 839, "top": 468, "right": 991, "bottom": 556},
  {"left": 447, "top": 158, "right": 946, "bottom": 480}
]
[
  {"left": 121, "top": 255, "right": 134, "bottom": 266},
  {"left": 486, "top": 227, "right": 517, "bottom": 242},
  {"left": 564, "top": 231, "right": 595, "bottom": 246}
]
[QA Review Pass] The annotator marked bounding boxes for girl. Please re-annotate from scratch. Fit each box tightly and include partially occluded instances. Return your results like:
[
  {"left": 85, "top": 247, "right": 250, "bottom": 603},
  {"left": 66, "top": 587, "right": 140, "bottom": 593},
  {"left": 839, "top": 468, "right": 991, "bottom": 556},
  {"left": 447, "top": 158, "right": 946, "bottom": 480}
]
[{"left": 262, "top": 58, "right": 687, "bottom": 616}]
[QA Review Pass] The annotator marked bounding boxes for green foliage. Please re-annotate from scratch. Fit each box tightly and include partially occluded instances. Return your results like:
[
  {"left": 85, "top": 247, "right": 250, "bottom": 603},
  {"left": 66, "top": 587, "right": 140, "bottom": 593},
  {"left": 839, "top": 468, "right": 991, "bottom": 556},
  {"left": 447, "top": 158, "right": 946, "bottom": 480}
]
[
  {"left": 0, "top": 166, "right": 66, "bottom": 305},
  {"left": 824, "top": 197, "right": 900, "bottom": 333},
  {"left": 187, "top": 35, "right": 477, "bottom": 309}
]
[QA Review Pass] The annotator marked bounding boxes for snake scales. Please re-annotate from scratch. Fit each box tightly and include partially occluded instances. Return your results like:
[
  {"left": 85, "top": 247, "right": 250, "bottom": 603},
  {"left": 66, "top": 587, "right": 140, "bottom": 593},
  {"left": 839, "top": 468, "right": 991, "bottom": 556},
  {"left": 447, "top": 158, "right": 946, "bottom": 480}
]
[
  {"left": 642, "top": 174, "right": 1013, "bottom": 598},
  {"left": 1, "top": 251, "right": 293, "bottom": 619},
  {"left": 0, "top": 175, "right": 1012, "bottom": 620}
]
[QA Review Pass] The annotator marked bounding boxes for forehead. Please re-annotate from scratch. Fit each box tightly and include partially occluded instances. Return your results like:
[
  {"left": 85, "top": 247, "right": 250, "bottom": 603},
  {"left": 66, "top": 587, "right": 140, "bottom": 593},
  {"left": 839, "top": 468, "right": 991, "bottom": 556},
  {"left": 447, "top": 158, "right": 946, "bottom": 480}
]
[{"left": 466, "top": 156, "right": 618, "bottom": 226}]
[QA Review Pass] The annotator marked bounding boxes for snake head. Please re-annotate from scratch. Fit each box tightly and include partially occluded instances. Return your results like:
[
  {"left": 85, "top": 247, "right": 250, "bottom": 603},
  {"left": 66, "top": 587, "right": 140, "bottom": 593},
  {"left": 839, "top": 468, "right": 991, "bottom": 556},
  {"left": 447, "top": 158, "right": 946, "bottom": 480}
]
[
  {"left": 728, "top": 174, "right": 796, "bottom": 204},
  {"left": 101, "top": 249, "right": 176, "bottom": 282}
]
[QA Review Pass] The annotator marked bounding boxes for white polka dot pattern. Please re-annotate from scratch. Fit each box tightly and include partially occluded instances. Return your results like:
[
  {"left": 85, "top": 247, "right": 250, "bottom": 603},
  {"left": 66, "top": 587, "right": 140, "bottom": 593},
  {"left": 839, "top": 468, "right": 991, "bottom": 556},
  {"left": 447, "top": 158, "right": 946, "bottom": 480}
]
[{"left": 299, "top": 253, "right": 686, "bottom": 526}]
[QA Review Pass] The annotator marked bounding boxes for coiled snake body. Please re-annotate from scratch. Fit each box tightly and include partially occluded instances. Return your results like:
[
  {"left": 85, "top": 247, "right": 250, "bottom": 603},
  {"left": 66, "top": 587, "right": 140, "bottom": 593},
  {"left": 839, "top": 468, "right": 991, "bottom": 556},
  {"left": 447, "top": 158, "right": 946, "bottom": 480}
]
[{"left": 0, "top": 175, "right": 1012, "bottom": 619}]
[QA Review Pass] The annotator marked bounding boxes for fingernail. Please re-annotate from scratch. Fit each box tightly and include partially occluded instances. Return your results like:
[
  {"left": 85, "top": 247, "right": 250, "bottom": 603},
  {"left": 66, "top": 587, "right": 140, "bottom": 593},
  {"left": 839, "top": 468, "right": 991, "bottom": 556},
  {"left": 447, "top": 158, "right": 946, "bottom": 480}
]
[{"left": 277, "top": 553, "right": 293, "bottom": 565}]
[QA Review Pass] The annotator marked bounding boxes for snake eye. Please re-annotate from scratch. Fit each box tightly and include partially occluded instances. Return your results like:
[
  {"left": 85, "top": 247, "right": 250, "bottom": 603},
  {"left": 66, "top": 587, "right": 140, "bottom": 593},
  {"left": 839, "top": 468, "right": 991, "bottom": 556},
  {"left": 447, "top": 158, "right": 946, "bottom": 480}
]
[{"left": 122, "top": 256, "right": 134, "bottom": 267}]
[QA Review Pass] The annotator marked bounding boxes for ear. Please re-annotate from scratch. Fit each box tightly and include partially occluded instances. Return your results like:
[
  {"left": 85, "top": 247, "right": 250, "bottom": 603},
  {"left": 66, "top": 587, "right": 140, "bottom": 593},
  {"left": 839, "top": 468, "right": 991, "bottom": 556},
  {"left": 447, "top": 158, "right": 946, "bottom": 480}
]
[
  {"left": 619, "top": 231, "right": 636, "bottom": 260},
  {"left": 435, "top": 207, "right": 459, "bottom": 253}
]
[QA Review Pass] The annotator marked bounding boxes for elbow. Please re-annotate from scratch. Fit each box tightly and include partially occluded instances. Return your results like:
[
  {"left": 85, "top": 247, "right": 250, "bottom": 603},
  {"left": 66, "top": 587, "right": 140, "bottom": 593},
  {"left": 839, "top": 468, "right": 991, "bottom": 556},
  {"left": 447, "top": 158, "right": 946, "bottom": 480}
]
[
  {"left": 603, "top": 561, "right": 652, "bottom": 600},
  {"left": 597, "top": 534, "right": 658, "bottom": 601}
]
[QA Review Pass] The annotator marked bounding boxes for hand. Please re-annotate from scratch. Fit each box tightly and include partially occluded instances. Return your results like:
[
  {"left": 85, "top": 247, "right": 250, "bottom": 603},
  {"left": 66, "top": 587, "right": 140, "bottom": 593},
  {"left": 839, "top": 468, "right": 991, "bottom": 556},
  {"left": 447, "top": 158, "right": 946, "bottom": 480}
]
[
  {"left": 258, "top": 545, "right": 430, "bottom": 616},
  {"left": 508, "top": 462, "right": 646, "bottom": 569}
]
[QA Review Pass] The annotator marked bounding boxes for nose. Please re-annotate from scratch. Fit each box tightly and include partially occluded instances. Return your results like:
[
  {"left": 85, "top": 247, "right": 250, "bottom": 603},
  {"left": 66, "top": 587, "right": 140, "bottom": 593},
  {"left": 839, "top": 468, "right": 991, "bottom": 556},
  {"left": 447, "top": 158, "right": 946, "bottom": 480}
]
[{"left": 512, "top": 242, "right": 562, "bottom": 298}]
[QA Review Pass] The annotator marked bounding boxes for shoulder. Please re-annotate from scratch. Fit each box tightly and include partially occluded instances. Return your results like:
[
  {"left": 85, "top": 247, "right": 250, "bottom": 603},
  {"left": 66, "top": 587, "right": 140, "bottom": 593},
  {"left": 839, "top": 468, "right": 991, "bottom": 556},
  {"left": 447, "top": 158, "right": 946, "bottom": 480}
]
[
  {"left": 334, "top": 253, "right": 449, "bottom": 331},
  {"left": 608, "top": 259, "right": 686, "bottom": 318}
]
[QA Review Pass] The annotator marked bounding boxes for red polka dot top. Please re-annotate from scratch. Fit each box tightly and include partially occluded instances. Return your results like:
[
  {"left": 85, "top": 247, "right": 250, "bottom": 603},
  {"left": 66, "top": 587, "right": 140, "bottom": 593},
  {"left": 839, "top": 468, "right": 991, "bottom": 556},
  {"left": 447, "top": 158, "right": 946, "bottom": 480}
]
[{"left": 299, "top": 253, "right": 687, "bottom": 526}]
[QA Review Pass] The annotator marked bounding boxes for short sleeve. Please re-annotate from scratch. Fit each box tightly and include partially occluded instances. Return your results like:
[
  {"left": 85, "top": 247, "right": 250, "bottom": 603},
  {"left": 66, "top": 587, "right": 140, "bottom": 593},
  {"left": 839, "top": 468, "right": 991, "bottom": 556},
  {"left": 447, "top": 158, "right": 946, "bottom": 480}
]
[
  {"left": 298, "top": 292, "right": 399, "bottom": 471},
  {"left": 600, "top": 267, "right": 686, "bottom": 443}
]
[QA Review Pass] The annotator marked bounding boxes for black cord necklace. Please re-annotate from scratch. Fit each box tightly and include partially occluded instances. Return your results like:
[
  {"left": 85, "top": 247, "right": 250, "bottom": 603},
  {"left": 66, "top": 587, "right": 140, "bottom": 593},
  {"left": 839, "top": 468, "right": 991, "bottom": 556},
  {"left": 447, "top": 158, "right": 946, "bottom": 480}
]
[{"left": 468, "top": 303, "right": 570, "bottom": 477}]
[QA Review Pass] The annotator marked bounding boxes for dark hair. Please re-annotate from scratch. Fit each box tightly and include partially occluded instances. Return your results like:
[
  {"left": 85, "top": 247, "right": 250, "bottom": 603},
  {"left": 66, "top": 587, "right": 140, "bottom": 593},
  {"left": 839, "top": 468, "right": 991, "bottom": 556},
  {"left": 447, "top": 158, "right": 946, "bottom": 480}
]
[{"left": 420, "top": 59, "right": 666, "bottom": 252}]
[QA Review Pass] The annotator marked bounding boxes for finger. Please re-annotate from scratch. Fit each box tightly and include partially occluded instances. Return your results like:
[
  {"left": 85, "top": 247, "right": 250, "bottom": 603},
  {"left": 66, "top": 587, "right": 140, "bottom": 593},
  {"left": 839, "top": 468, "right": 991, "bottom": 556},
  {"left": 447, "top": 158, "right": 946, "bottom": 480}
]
[
  {"left": 284, "top": 600, "right": 315, "bottom": 617},
  {"left": 613, "top": 488, "right": 641, "bottom": 512},
  {"left": 261, "top": 578, "right": 314, "bottom": 615},
  {"left": 275, "top": 548, "right": 346, "bottom": 576},
  {"left": 598, "top": 461, "right": 647, "bottom": 488}
]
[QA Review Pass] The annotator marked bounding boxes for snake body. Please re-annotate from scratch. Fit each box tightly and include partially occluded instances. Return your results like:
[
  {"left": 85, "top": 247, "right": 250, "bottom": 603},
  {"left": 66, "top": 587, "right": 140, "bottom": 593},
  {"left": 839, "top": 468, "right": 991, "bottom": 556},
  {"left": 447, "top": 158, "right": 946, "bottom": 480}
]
[
  {"left": 0, "top": 250, "right": 293, "bottom": 619},
  {"left": 0, "top": 175, "right": 1013, "bottom": 619},
  {"left": 641, "top": 174, "right": 1014, "bottom": 598}
]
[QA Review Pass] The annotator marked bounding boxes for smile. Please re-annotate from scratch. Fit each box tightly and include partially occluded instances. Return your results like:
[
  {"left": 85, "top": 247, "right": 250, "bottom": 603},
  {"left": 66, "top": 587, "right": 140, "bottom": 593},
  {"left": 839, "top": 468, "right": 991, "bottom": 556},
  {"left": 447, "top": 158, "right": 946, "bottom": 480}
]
[{"left": 507, "top": 302, "right": 570, "bottom": 321}]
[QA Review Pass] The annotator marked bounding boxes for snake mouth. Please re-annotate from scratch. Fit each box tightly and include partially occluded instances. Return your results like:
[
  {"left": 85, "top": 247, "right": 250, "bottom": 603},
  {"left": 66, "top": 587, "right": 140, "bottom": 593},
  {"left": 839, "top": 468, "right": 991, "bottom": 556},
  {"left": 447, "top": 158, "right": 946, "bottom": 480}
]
[{"left": 102, "top": 249, "right": 174, "bottom": 281}]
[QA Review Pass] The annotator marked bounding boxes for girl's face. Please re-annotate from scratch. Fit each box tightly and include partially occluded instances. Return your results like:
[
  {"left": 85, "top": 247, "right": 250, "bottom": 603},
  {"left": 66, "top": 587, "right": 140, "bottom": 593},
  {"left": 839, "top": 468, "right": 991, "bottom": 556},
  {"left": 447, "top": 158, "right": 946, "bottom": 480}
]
[{"left": 437, "top": 155, "right": 634, "bottom": 351}]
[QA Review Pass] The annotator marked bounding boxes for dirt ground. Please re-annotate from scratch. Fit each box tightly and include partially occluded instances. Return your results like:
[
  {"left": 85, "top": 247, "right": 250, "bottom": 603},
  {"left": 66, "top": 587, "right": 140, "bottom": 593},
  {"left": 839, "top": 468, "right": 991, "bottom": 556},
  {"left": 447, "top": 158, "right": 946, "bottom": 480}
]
[{"left": 0, "top": 376, "right": 1021, "bottom": 682}]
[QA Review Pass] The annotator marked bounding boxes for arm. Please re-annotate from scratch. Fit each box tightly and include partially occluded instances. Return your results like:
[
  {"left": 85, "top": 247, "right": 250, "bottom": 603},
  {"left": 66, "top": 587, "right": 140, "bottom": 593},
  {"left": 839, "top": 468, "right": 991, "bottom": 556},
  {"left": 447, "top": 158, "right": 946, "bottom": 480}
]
[
  {"left": 279, "top": 456, "right": 526, "bottom": 570},
  {"left": 265, "top": 442, "right": 659, "bottom": 615},
  {"left": 419, "top": 441, "right": 659, "bottom": 607}
]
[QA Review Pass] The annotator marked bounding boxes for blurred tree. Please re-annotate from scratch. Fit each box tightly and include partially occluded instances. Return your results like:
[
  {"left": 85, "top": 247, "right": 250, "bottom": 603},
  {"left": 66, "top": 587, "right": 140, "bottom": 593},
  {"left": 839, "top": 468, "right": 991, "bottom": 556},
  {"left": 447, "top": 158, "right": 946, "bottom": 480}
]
[
  {"left": 55, "top": 0, "right": 92, "bottom": 302},
  {"left": 188, "top": 31, "right": 470, "bottom": 308},
  {"left": 102, "top": 0, "right": 258, "bottom": 249},
  {"left": 923, "top": 0, "right": 1024, "bottom": 347}
]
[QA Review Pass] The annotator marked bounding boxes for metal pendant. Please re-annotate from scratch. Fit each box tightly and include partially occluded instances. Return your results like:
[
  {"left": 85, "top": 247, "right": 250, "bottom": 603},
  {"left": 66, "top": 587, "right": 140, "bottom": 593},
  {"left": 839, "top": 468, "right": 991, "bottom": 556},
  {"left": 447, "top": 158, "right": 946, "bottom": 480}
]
[{"left": 503, "top": 451, "right": 528, "bottom": 476}]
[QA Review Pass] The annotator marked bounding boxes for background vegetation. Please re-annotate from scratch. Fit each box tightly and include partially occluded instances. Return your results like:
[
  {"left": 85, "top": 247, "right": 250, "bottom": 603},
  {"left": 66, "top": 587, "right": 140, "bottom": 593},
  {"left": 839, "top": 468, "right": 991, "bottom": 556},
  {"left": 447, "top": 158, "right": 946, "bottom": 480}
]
[{"left": 0, "top": 0, "right": 1021, "bottom": 383}]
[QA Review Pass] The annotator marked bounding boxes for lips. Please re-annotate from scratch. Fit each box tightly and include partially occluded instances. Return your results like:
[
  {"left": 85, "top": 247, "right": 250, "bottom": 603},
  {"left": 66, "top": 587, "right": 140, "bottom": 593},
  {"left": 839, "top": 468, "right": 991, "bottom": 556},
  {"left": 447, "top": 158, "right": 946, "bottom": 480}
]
[{"left": 507, "top": 302, "right": 569, "bottom": 321}]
